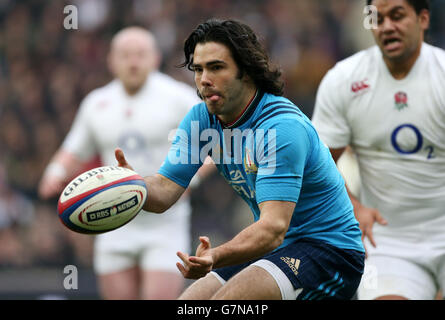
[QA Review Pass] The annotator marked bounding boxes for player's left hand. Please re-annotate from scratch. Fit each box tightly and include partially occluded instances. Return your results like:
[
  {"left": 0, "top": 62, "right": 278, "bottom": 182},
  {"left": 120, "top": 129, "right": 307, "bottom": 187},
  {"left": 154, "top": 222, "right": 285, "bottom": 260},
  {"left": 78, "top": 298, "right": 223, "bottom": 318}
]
[{"left": 176, "top": 236, "right": 213, "bottom": 279}]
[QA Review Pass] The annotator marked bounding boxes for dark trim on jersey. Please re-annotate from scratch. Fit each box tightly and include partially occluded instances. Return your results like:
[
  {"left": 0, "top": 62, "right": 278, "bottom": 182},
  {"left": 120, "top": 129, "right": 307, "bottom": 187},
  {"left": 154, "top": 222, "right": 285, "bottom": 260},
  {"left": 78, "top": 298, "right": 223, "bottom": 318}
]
[
  {"left": 262, "top": 100, "right": 296, "bottom": 110},
  {"left": 220, "top": 90, "right": 264, "bottom": 129},
  {"left": 251, "top": 104, "right": 302, "bottom": 130},
  {"left": 222, "top": 90, "right": 256, "bottom": 127},
  {"left": 262, "top": 104, "right": 302, "bottom": 118},
  {"left": 209, "top": 113, "right": 216, "bottom": 126},
  {"left": 262, "top": 101, "right": 301, "bottom": 115},
  {"left": 252, "top": 110, "right": 301, "bottom": 131}
]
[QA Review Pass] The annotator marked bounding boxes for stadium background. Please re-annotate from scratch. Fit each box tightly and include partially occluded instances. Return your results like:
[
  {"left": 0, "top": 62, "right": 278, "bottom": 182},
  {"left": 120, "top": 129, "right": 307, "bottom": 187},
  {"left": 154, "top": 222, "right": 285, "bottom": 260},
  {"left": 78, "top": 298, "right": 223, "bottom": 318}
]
[{"left": 0, "top": 0, "right": 444, "bottom": 299}]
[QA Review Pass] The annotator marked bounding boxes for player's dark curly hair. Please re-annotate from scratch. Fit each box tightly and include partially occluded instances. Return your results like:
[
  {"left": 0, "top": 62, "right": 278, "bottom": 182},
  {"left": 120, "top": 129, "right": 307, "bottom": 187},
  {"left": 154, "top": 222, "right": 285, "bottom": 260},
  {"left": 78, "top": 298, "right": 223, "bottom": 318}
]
[
  {"left": 366, "top": 0, "right": 430, "bottom": 14},
  {"left": 179, "top": 19, "right": 284, "bottom": 96}
]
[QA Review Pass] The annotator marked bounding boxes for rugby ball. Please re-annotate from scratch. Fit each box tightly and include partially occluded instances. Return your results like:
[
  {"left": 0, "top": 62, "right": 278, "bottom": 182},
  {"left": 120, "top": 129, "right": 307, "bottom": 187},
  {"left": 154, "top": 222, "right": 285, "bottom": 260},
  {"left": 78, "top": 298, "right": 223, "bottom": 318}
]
[{"left": 58, "top": 166, "right": 147, "bottom": 234}]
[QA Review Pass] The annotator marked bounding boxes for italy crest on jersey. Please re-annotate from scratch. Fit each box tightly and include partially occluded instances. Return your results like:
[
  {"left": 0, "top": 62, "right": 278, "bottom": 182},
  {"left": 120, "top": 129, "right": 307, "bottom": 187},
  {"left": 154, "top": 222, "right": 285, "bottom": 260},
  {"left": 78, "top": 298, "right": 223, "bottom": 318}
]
[
  {"left": 394, "top": 91, "right": 408, "bottom": 110},
  {"left": 244, "top": 147, "right": 258, "bottom": 174}
]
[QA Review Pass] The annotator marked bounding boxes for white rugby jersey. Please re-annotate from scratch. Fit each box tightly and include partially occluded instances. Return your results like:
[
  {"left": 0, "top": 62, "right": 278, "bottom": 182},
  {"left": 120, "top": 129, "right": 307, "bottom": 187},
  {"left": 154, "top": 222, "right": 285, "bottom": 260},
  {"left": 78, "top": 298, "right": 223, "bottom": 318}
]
[
  {"left": 62, "top": 71, "right": 200, "bottom": 230},
  {"left": 312, "top": 43, "right": 445, "bottom": 236}
]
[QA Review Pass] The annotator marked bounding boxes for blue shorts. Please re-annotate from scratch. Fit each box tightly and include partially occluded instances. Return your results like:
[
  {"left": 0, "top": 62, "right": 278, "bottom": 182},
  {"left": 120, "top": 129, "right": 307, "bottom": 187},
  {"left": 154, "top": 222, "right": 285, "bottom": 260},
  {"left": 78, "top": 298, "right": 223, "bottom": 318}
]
[{"left": 213, "top": 238, "right": 365, "bottom": 300}]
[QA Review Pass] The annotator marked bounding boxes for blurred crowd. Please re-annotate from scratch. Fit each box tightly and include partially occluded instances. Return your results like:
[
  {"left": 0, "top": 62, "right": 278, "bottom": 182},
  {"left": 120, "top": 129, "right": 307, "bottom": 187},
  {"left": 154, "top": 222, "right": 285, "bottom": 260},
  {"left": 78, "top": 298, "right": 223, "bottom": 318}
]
[{"left": 0, "top": 0, "right": 444, "bottom": 274}]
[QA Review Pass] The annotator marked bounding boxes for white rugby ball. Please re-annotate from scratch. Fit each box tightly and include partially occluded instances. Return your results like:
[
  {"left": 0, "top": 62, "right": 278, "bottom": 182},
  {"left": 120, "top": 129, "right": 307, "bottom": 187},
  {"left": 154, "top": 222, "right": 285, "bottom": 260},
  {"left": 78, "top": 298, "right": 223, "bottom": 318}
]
[{"left": 58, "top": 166, "right": 147, "bottom": 234}]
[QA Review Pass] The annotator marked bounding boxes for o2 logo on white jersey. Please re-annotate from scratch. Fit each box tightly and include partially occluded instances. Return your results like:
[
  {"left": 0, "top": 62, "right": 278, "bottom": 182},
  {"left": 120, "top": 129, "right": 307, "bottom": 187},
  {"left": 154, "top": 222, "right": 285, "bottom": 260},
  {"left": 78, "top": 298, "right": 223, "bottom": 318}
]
[
  {"left": 118, "top": 131, "right": 151, "bottom": 161},
  {"left": 391, "top": 124, "right": 435, "bottom": 159}
]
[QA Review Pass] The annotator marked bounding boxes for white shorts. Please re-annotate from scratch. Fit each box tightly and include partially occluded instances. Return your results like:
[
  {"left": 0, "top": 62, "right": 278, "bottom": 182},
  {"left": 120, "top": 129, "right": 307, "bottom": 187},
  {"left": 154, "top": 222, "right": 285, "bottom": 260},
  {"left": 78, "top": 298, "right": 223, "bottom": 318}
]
[
  {"left": 357, "top": 236, "right": 445, "bottom": 300},
  {"left": 94, "top": 200, "right": 191, "bottom": 275}
]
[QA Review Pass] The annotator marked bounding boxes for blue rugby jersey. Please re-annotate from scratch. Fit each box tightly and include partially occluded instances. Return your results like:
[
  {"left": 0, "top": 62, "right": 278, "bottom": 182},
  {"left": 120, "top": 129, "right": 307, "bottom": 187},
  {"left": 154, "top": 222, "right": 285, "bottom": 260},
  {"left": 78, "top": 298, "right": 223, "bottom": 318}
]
[{"left": 158, "top": 91, "right": 364, "bottom": 252}]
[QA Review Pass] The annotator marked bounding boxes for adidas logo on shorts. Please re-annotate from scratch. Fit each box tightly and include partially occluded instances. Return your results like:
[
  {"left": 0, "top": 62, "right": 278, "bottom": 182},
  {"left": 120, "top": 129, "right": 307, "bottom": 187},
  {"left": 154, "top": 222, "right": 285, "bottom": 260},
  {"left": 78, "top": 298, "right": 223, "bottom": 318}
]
[{"left": 280, "top": 257, "right": 300, "bottom": 276}]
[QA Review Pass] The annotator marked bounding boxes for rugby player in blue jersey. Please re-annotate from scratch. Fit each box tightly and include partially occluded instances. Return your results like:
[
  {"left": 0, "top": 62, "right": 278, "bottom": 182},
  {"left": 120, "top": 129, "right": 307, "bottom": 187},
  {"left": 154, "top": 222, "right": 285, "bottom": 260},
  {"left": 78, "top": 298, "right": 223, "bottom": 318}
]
[{"left": 115, "top": 19, "right": 365, "bottom": 300}]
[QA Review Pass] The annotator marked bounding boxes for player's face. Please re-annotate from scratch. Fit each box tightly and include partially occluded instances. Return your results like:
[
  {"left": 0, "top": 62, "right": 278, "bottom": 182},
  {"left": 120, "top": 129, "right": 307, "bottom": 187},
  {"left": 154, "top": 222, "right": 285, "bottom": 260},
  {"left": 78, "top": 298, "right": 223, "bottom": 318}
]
[
  {"left": 109, "top": 34, "right": 159, "bottom": 95},
  {"left": 371, "top": 0, "right": 429, "bottom": 63},
  {"left": 192, "top": 41, "right": 255, "bottom": 124}
]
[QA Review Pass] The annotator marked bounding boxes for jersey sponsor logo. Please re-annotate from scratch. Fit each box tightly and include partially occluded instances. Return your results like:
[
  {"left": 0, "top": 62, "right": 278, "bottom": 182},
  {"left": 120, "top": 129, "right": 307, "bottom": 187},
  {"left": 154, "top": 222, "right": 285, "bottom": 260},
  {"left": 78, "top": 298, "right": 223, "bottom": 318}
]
[
  {"left": 118, "top": 131, "right": 153, "bottom": 162},
  {"left": 394, "top": 91, "right": 408, "bottom": 110},
  {"left": 280, "top": 257, "right": 301, "bottom": 276},
  {"left": 225, "top": 169, "right": 255, "bottom": 199},
  {"left": 390, "top": 123, "right": 436, "bottom": 159},
  {"left": 351, "top": 79, "right": 370, "bottom": 94}
]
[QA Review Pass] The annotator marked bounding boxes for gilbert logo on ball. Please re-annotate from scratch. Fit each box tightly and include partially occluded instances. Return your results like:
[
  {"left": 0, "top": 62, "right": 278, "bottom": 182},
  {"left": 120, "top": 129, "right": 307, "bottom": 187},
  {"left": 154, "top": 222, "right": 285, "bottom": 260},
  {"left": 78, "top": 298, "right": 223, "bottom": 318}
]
[{"left": 58, "top": 166, "right": 147, "bottom": 234}]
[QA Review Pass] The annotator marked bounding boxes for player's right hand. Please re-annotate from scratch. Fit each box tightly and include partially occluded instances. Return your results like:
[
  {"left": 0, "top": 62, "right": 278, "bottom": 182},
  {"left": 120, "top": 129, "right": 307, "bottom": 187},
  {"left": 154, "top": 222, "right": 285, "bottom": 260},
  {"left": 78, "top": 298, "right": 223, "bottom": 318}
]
[
  {"left": 115, "top": 147, "right": 135, "bottom": 171},
  {"left": 38, "top": 175, "right": 65, "bottom": 200}
]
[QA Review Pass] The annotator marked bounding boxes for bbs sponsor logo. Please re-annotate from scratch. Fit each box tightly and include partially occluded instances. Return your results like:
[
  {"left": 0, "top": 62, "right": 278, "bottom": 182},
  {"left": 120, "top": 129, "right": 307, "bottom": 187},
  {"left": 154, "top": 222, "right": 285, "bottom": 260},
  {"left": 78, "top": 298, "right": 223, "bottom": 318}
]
[{"left": 87, "top": 195, "right": 138, "bottom": 222}]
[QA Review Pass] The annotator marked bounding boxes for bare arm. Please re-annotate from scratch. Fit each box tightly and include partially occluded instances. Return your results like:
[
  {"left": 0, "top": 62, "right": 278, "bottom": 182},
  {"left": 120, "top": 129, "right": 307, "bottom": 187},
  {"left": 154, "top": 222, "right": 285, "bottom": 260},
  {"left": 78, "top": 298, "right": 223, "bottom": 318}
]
[
  {"left": 115, "top": 148, "right": 185, "bottom": 213},
  {"left": 330, "top": 147, "right": 387, "bottom": 250},
  {"left": 330, "top": 147, "right": 346, "bottom": 163},
  {"left": 330, "top": 147, "right": 362, "bottom": 207},
  {"left": 38, "top": 149, "right": 86, "bottom": 199},
  {"left": 186, "top": 156, "right": 216, "bottom": 190},
  {"left": 140, "top": 174, "right": 186, "bottom": 213},
  {"left": 211, "top": 200, "right": 295, "bottom": 267},
  {"left": 176, "top": 200, "right": 295, "bottom": 279}
]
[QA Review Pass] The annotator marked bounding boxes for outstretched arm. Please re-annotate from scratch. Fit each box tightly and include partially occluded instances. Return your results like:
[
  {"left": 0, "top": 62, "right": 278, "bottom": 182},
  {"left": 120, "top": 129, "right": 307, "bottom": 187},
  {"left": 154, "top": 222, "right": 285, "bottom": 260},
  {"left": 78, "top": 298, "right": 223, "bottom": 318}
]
[
  {"left": 176, "top": 200, "right": 295, "bottom": 279},
  {"left": 115, "top": 148, "right": 186, "bottom": 213},
  {"left": 38, "top": 149, "right": 86, "bottom": 199}
]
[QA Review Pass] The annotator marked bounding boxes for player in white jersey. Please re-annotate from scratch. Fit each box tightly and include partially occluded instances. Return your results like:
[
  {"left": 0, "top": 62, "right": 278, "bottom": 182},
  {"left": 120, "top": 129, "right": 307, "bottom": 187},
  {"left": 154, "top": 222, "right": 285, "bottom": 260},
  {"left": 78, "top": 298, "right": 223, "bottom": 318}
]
[
  {"left": 38, "top": 27, "right": 201, "bottom": 299},
  {"left": 312, "top": 0, "right": 445, "bottom": 299}
]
